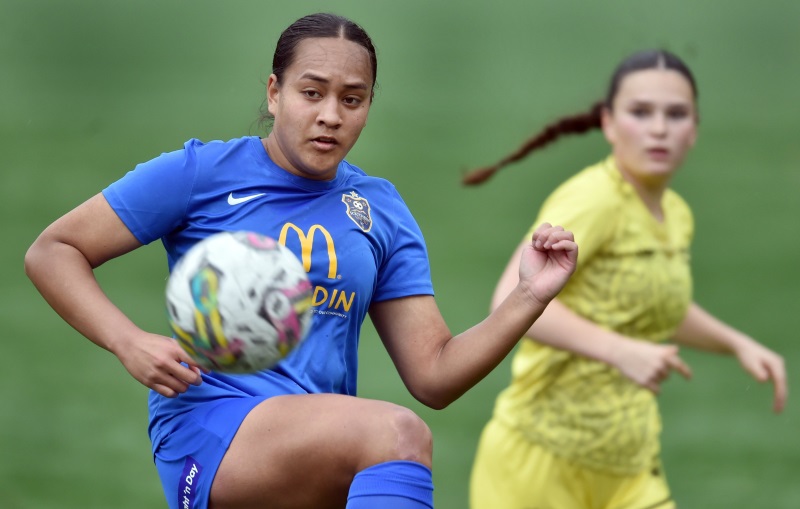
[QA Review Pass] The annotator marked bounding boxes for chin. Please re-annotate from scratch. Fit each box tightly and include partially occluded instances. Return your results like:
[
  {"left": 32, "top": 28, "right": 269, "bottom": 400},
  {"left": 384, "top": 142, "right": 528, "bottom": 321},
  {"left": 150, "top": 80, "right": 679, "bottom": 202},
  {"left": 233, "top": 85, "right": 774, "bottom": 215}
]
[
  {"left": 302, "top": 162, "right": 339, "bottom": 180},
  {"left": 643, "top": 159, "right": 678, "bottom": 175}
]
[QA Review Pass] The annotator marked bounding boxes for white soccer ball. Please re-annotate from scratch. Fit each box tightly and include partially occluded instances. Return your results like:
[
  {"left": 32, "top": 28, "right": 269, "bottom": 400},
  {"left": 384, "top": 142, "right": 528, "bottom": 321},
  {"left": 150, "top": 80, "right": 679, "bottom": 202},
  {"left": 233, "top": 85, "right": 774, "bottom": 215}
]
[{"left": 165, "top": 231, "right": 313, "bottom": 374}]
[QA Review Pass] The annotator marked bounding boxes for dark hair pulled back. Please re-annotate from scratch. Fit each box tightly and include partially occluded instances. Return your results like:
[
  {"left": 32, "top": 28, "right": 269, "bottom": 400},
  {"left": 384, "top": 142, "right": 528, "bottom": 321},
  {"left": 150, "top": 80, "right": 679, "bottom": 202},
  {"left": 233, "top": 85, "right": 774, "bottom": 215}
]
[
  {"left": 273, "top": 13, "right": 377, "bottom": 90},
  {"left": 462, "top": 49, "right": 697, "bottom": 185},
  {"left": 259, "top": 13, "right": 378, "bottom": 127}
]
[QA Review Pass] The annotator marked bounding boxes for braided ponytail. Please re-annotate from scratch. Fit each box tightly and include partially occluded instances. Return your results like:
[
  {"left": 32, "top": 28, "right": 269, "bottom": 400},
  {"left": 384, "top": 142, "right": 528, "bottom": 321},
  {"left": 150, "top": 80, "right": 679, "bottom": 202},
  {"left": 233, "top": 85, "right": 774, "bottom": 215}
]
[
  {"left": 462, "top": 102, "right": 604, "bottom": 186},
  {"left": 463, "top": 49, "right": 698, "bottom": 187}
]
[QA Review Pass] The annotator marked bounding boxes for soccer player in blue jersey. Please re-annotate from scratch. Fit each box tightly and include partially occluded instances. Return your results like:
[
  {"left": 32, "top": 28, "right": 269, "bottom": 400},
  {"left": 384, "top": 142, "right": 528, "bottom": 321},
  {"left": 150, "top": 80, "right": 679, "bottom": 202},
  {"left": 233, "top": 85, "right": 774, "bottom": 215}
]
[{"left": 25, "top": 13, "right": 578, "bottom": 509}]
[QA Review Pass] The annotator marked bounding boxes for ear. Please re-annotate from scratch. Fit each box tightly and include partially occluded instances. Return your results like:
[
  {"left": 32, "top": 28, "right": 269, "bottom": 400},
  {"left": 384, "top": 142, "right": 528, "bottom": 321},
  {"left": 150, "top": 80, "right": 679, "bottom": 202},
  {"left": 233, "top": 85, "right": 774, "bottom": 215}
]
[
  {"left": 266, "top": 74, "right": 280, "bottom": 117},
  {"left": 600, "top": 106, "right": 616, "bottom": 145}
]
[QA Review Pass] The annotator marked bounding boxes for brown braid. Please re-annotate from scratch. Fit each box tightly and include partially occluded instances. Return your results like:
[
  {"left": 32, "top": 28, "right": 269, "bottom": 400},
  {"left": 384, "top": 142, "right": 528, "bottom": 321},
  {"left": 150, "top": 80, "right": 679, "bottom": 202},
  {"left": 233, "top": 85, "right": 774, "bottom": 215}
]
[{"left": 462, "top": 101, "right": 604, "bottom": 186}]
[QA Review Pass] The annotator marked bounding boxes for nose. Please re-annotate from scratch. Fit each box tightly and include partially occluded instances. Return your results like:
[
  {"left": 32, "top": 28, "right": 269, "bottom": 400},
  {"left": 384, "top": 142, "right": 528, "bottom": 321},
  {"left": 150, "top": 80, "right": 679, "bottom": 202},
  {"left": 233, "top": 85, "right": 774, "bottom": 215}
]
[
  {"left": 317, "top": 97, "right": 342, "bottom": 128},
  {"left": 650, "top": 112, "right": 667, "bottom": 137}
]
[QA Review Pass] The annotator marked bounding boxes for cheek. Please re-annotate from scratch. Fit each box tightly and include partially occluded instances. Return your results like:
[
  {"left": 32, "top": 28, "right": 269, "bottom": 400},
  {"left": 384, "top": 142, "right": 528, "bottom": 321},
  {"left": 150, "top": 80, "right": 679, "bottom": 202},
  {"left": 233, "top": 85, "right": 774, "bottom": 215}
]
[
  {"left": 351, "top": 106, "right": 370, "bottom": 127},
  {"left": 677, "top": 125, "right": 697, "bottom": 147},
  {"left": 619, "top": 117, "right": 643, "bottom": 140},
  {"left": 613, "top": 117, "right": 644, "bottom": 146}
]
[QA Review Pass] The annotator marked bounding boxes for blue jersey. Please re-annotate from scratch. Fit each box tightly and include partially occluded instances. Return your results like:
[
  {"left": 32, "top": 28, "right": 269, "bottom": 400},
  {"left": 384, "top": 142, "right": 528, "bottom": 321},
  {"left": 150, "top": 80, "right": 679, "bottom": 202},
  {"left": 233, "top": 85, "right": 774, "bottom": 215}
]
[{"left": 103, "top": 136, "right": 433, "bottom": 450}]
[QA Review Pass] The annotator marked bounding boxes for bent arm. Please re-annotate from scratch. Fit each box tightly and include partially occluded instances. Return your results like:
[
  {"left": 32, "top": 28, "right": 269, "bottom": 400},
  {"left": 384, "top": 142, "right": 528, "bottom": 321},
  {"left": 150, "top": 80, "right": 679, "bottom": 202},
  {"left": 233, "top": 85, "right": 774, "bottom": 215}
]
[
  {"left": 494, "top": 240, "right": 691, "bottom": 393},
  {"left": 370, "top": 224, "right": 577, "bottom": 409},
  {"left": 25, "top": 194, "right": 145, "bottom": 352},
  {"left": 25, "top": 193, "right": 202, "bottom": 396},
  {"left": 370, "top": 289, "right": 547, "bottom": 409},
  {"left": 492, "top": 243, "right": 626, "bottom": 364}
]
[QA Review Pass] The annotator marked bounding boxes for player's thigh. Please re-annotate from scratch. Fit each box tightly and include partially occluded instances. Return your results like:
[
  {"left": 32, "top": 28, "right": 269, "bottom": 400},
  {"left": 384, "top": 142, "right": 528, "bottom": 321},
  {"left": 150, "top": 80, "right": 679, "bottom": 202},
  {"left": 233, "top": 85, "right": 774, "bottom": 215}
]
[
  {"left": 210, "top": 393, "right": 432, "bottom": 509},
  {"left": 470, "top": 419, "right": 588, "bottom": 509}
]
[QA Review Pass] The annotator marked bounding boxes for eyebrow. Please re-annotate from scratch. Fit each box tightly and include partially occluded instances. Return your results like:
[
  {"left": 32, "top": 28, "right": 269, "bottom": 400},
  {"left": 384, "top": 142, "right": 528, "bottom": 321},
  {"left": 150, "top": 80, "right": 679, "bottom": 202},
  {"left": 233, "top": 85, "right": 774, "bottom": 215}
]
[
  {"left": 299, "top": 72, "right": 369, "bottom": 91},
  {"left": 628, "top": 99, "right": 692, "bottom": 108}
]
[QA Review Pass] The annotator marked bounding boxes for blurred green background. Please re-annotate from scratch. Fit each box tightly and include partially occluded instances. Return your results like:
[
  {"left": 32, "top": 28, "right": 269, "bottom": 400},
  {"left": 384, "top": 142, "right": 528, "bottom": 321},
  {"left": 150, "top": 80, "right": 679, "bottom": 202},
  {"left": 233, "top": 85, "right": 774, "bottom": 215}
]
[{"left": 2, "top": 0, "right": 798, "bottom": 507}]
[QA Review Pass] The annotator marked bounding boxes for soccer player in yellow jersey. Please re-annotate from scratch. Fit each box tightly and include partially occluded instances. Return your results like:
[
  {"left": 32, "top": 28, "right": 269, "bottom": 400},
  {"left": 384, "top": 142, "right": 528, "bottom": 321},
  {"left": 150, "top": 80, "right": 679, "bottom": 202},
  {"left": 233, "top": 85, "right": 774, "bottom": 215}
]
[{"left": 462, "top": 49, "right": 787, "bottom": 509}]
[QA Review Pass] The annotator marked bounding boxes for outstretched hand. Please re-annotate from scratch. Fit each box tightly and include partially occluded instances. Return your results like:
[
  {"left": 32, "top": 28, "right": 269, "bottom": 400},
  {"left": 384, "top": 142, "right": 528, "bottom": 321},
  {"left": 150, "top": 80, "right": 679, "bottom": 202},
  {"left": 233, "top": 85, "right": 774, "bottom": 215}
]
[{"left": 518, "top": 223, "right": 578, "bottom": 307}]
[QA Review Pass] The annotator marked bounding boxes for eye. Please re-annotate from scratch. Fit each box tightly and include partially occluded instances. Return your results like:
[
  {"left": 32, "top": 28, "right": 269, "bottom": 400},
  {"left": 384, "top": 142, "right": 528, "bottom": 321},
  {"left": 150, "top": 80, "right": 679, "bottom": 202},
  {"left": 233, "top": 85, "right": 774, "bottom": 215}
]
[
  {"left": 667, "top": 107, "right": 690, "bottom": 120},
  {"left": 303, "top": 90, "right": 322, "bottom": 99},
  {"left": 342, "top": 96, "right": 364, "bottom": 107},
  {"left": 630, "top": 106, "right": 650, "bottom": 118}
]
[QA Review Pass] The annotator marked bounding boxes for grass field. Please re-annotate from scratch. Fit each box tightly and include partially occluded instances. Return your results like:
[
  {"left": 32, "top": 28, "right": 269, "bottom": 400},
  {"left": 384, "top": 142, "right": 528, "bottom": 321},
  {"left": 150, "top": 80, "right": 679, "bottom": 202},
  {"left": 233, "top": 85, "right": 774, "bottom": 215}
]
[{"left": 2, "top": 1, "right": 798, "bottom": 508}]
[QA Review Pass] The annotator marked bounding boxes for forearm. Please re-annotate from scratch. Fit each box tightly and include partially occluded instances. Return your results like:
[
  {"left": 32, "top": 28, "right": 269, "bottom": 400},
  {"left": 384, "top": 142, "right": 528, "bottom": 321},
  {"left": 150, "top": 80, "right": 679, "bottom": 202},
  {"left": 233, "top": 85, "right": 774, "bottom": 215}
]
[
  {"left": 376, "top": 227, "right": 578, "bottom": 409},
  {"left": 524, "top": 298, "right": 631, "bottom": 365},
  {"left": 25, "top": 238, "right": 141, "bottom": 355},
  {"left": 672, "top": 302, "right": 753, "bottom": 354},
  {"left": 431, "top": 285, "right": 551, "bottom": 403},
  {"left": 374, "top": 285, "right": 555, "bottom": 409}
]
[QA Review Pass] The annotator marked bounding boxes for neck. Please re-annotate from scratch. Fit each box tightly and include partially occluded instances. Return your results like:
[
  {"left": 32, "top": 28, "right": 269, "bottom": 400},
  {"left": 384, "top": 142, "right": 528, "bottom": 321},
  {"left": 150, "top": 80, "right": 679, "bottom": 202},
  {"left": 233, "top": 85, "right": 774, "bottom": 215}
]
[{"left": 614, "top": 162, "right": 669, "bottom": 222}]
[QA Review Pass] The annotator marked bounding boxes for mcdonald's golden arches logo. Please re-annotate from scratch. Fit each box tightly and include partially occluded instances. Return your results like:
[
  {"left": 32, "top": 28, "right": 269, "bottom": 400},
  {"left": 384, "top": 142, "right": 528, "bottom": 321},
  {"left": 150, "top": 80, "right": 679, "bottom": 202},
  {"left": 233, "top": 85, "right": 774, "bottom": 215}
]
[{"left": 278, "top": 223, "right": 338, "bottom": 280}]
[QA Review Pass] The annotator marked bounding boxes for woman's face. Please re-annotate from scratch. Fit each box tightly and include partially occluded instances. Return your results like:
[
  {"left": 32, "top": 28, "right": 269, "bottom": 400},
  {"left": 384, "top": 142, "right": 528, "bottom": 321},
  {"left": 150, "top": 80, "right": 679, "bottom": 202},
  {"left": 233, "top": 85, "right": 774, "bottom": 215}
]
[
  {"left": 266, "top": 37, "right": 373, "bottom": 180},
  {"left": 602, "top": 68, "right": 698, "bottom": 188}
]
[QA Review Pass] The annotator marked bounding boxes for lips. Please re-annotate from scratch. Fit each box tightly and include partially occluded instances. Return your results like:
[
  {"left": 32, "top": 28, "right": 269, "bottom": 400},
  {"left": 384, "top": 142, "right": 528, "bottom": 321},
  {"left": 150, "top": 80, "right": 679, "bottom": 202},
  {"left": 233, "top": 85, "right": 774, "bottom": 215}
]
[
  {"left": 646, "top": 147, "right": 669, "bottom": 160},
  {"left": 312, "top": 136, "right": 338, "bottom": 150}
]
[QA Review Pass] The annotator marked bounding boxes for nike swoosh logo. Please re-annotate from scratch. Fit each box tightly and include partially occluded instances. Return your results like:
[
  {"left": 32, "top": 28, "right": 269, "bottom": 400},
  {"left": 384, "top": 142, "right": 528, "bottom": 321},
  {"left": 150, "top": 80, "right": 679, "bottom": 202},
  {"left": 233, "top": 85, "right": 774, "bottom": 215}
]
[{"left": 228, "top": 192, "right": 265, "bottom": 205}]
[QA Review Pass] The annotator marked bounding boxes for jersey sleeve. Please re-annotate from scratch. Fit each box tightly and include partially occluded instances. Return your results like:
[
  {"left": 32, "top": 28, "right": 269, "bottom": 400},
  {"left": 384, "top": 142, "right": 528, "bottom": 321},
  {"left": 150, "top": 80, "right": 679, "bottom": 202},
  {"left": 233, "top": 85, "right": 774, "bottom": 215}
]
[
  {"left": 372, "top": 191, "right": 434, "bottom": 301},
  {"left": 529, "top": 170, "right": 620, "bottom": 264},
  {"left": 102, "top": 139, "right": 200, "bottom": 245}
]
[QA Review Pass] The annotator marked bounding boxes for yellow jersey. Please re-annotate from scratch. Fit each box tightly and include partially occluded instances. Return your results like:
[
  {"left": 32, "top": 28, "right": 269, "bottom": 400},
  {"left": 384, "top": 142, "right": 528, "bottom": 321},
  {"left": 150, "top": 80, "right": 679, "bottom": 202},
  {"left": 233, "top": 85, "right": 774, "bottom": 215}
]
[{"left": 492, "top": 156, "right": 694, "bottom": 475}]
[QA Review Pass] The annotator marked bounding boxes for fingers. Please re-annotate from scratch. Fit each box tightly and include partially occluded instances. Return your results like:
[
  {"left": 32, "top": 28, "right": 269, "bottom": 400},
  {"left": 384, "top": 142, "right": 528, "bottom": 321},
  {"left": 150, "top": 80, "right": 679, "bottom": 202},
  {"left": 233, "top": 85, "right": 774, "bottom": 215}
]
[
  {"left": 152, "top": 384, "right": 179, "bottom": 398},
  {"left": 531, "top": 223, "right": 576, "bottom": 251},
  {"left": 634, "top": 345, "right": 691, "bottom": 395},
  {"left": 118, "top": 333, "right": 207, "bottom": 397},
  {"left": 741, "top": 347, "right": 787, "bottom": 414},
  {"left": 531, "top": 224, "right": 578, "bottom": 268},
  {"left": 143, "top": 339, "right": 206, "bottom": 397},
  {"left": 175, "top": 350, "right": 207, "bottom": 384},
  {"left": 763, "top": 357, "right": 788, "bottom": 414},
  {"left": 148, "top": 363, "right": 203, "bottom": 398},
  {"left": 530, "top": 222, "right": 554, "bottom": 240},
  {"left": 666, "top": 351, "right": 693, "bottom": 380}
]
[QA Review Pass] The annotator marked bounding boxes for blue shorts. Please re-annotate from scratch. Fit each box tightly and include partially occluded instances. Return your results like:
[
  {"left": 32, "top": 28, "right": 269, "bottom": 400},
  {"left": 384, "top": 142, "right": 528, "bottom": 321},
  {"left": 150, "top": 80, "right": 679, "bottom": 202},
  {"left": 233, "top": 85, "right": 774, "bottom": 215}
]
[{"left": 150, "top": 372, "right": 308, "bottom": 509}]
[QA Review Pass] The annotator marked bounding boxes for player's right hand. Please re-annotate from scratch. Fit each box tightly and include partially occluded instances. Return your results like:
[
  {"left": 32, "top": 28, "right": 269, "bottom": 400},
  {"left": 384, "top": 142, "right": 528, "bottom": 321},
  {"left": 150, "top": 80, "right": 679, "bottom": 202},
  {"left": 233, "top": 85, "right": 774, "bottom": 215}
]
[
  {"left": 611, "top": 340, "right": 692, "bottom": 394},
  {"left": 114, "top": 332, "right": 205, "bottom": 397}
]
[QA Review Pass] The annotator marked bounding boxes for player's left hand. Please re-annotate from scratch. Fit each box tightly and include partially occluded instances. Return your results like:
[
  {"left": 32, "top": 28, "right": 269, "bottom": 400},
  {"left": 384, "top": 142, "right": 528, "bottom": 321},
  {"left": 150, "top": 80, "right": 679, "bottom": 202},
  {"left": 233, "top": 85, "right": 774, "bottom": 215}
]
[
  {"left": 734, "top": 338, "right": 788, "bottom": 413},
  {"left": 518, "top": 222, "right": 578, "bottom": 306}
]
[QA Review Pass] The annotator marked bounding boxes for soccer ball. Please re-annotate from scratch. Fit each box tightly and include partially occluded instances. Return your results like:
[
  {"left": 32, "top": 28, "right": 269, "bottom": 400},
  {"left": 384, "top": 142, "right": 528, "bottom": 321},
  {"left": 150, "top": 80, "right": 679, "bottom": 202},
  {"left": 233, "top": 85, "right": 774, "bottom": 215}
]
[{"left": 165, "top": 231, "right": 313, "bottom": 374}]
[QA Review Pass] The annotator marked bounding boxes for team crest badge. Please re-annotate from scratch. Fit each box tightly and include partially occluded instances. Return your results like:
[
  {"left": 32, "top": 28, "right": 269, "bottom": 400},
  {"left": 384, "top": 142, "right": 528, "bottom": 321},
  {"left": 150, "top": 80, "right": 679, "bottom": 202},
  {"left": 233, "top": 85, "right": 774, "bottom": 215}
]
[{"left": 342, "top": 191, "right": 372, "bottom": 232}]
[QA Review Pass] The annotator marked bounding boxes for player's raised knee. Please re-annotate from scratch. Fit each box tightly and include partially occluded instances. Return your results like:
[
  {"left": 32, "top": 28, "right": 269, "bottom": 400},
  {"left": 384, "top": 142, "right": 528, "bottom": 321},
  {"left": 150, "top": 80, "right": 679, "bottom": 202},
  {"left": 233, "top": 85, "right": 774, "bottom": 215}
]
[
  {"left": 390, "top": 405, "right": 433, "bottom": 462},
  {"left": 360, "top": 404, "right": 432, "bottom": 469}
]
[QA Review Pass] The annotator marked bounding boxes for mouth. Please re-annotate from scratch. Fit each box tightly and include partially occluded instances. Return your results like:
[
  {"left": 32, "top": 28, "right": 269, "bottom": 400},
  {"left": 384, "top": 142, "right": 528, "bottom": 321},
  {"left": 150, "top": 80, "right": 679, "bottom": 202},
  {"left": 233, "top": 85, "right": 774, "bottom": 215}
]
[
  {"left": 311, "top": 135, "right": 339, "bottom": 151},
  {"left": 646, "top": 147, "right": 670, "bottom": 160}
]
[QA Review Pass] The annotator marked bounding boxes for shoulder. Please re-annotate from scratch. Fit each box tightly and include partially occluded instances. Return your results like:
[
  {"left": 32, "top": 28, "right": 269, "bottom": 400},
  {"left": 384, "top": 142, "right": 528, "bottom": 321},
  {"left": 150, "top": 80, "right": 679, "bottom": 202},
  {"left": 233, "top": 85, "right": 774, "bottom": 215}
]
[
  {"left": 179, "top": 136, "right": 257, "bottom": 162},
  {"left": 664, "top": 188, "right": 692, "bottom": 214},
  {"left": 337, "top": 161, "right": 423, "bottom": 237},
  {"left": 339, "top": 160, "right": 404, "bottom": 199},
  {"left": 543, "top": 158, "right": 625, "bottom": 213},
  {"left": 138, "top": 136, "right": 256, "bottom": 169},
  {"left": 664, "top": 188, "right": 694, "bottom": 228}
]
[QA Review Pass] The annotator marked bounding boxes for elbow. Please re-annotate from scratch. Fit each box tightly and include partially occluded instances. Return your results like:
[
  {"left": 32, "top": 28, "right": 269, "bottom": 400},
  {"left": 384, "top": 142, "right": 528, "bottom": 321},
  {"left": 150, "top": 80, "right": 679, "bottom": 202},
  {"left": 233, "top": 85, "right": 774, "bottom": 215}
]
[
  {"left": 409, "top": 386, "right": 459, "bottom": 410},
  {"left": 416, "top": 396, "right": 452, "bottom": 411},
  {"left": 421, "top": 397, "right": 452, "bottom": 411},
  {"left": 24, "top": 239, "right": 43, "bottom": 282},
  {"left": 24, "top": 233, "right": 61, "bottom": 285}
]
